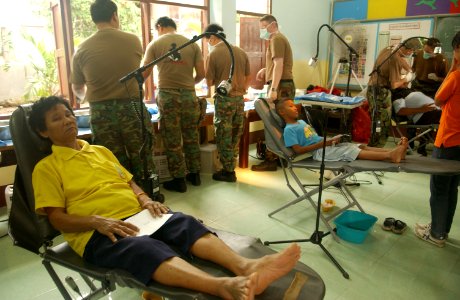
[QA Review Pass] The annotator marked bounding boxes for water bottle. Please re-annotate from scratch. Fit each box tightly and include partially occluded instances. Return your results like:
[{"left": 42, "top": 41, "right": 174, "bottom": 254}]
[
  {"left": 5, "top": 185, "right": 13, "bottom": 216},
  {"left": 376, "top": 120, "right": 382, "bottom": 133}
]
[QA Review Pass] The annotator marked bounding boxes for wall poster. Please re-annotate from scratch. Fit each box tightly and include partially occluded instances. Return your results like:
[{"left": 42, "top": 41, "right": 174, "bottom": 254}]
[{"left": 329, "top": 18, "right": 433, "bottom": 90}]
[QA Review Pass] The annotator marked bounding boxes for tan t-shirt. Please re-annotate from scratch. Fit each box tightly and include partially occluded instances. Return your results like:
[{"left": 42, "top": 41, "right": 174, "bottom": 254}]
[
  {"left": 413, "top": 49, "right": 448, "bottom": 83},
  {"left": 70, "top": 28, "right": 143, "bottom": 102},
  {"left": 143, "top": 33, "right": 203, "bottom": 90},
  {"left": 265, "top": 32, "right": 293, "bottom": 81},
  {"left": 368, "top": 47, "right": 407, "bottom": 88},
  {"left": 206, "top": 42, "right": 250, "bottom": 97}
]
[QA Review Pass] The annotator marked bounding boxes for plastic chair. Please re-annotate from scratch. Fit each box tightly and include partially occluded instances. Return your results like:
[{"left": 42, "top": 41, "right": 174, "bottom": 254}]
[{"left": 7, "top": 104, "right": 325, "bottom": 300}]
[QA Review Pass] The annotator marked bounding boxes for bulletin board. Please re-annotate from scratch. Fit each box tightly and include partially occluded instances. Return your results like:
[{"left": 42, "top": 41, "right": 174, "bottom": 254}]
[
  {"left": 435, "top": 15, "right": 460, "bottom": 62},
  {"left": 329, "top": 17, "right": 434, "bottom": 90}
]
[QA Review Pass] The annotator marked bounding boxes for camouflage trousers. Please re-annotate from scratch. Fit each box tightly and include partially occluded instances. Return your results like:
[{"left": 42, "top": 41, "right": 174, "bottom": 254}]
[
  {"left": 366, "top": 86, "right": 392, "bottom": 147},
  {"left": 214, "top": 95, "right": 244, "bottom": 172},
  {"left": 157, "top": 89, "right": 201, "bottom": 178},
  {"left": 89, "top": 99, "right": 155, "bottom": 185},
  {"left": 269, "top": 80, "right": 296, "bottom": 100}
]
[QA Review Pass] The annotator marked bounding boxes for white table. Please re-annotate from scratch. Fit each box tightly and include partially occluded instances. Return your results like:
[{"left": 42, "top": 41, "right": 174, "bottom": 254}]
[{"left": 295, "top": 99, "right": 365, "bottom": 136}]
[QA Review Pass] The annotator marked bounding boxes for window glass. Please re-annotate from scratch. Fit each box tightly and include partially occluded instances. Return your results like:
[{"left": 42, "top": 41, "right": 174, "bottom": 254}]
[
  {"left": 72, "top": 0, "right": 142, "bottom": 48},
  {"left": 149, "top": 0, "right": 205, "bottom": 6},
  {"left": 0, "top": 0, "right": 56, "bottom": 115},
  {"left": 236, "top": 0, "right": 270, "bottom": 14}
]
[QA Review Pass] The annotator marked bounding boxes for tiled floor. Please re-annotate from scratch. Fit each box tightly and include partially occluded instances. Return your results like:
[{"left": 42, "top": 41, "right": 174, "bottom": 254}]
[{"left": 0, "top": 147, "right": 459, "bottom": 300}]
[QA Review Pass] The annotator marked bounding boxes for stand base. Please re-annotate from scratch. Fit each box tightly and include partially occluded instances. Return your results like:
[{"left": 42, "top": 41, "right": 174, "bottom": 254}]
[{"left": 264, "top": 230, "right": 350, "bottom": 279}]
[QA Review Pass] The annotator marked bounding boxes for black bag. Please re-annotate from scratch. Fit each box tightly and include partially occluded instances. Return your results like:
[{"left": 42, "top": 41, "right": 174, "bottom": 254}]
[{"left": 256, "top": 138, "right": 267, "bottom": 160}]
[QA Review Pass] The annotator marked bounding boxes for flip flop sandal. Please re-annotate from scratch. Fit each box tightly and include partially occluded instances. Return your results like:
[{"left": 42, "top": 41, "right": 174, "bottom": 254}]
[
  {"left": 392, "top": 220, "right": 407, "bottom": 234},
  {"left": 382, "top": 217, "right": 395, "bottom": 231}
]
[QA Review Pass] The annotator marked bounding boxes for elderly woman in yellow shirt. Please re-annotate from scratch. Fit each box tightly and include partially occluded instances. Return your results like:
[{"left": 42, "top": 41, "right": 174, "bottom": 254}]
[{"left": 29, "top": 96, "right": 300, "bottom": 300}]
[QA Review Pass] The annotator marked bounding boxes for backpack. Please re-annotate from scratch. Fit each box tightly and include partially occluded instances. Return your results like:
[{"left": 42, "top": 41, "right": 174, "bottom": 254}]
[{"left": 351, "top": 100, "right": 371, "bottom": 144}]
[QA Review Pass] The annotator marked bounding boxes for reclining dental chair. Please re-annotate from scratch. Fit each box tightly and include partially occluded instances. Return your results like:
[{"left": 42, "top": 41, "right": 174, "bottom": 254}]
[
  {"left": 391, "top": 109, "right": 438, "bottom": 155},
  {"left": 254, "top": 98, "right": 460, "bottom": 244},
  {"left": 254, "top": 98, "right": 372, "bottom": 242},
  {"left": 8, "top": 104, "right": 325, "bottom": 300}
]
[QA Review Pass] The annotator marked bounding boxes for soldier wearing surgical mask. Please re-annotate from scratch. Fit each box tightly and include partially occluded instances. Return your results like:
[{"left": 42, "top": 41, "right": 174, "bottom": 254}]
[
  {"left": 412, "top": 37, "right": 449, "bottom": 98},
  {"left": 252, "top": 14, "right": 295, "bottom": 172},
  {"left": 256, "top": 15, "right": 294, "bottom": 103}
]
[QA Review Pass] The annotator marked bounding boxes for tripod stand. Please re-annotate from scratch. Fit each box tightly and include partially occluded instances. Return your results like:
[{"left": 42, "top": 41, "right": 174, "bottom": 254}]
[
  {"left": 264, "top": 108, "right": 350, "bottom": 279},
  {"left": 329, "top": 57, "right": 364, "bottom": 95},
  {"left": 263, "top": 24, "right": 362, "bottom": 279}
]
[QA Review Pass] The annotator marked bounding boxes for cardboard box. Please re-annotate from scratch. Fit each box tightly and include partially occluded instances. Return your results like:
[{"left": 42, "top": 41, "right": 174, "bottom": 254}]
[
  {"left": 200, "top": 143, "right": 222, "bottom": 174},
  {"left": 153, "top": 154, "right": 171, "bottom": 182}
]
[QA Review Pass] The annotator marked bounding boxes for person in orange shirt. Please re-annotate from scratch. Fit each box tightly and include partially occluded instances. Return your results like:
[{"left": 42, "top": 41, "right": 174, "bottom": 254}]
[{"left": 415, "top": 31, "right": 460, "bottom": 248}]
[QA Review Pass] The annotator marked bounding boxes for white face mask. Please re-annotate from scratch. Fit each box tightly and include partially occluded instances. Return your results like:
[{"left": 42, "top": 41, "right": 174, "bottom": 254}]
[
  {"left": 208, "top": 42, "right": 215, "bottom": 52},
  {"left": 259, "top": 21, "right": 274, "bottom": 40},
  {"left": 259, "top": 28, "right": 270, "bottom": 40},
  {"left": 423, "top": 51, "right": 434, "bottom": 59}
]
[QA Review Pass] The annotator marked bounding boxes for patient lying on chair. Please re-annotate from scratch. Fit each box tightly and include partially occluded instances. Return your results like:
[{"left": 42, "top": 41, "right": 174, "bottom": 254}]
[
  {"left": 276, "top": 99, "right": 408, "bottom": 163},
  {"left": 29, "top": 96, "right": 301, "bottom": 300}
]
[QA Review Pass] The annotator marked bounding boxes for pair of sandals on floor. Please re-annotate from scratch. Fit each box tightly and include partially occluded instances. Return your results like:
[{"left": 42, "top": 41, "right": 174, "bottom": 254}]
[{"left": 382, "top": 217, "right": 407, "bottom": 234}]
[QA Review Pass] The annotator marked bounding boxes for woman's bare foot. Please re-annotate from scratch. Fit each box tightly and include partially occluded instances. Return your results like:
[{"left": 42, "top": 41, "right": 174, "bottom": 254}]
[
  {"left": 398, "top": 137, "right": 408, "bottom": 146},
  {"left": 389, "top": 145, "right": 406, "bottom": 163},
  {"left": 398, "top": 137, "right": 408, "bottom": 160},
  {"left": 218, "top": 273, "right": 258, "bottom": 300},
  {"left": 243, "top": 243, "right": 301, "bottom": 295}
]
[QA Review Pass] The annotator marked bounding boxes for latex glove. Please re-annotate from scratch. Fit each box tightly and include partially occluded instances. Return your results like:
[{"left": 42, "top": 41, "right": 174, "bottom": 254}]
[
  {"left": 404, "top": 71, "right": 415, "bottom": 82},
  {"left": 427, "top": 73, "right": 439, "bottom": 81}
]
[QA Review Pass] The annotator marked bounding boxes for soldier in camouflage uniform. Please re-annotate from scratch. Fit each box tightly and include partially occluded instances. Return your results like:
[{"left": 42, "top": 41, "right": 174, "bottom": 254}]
[
  {"left": 204, "top": 24, "right": 251, "bottom": 182},
  {"left": 70, "top": 0, "right": 158, "bottom": 199},
  {"left": 367, "top": 43, "right": 415, "bottom": 147},
  {"left": 366, "top": 86, "right": 392, "bottom": 147},
  {"left": 143, "top": 16, "right": 205, "bottom": 193}
]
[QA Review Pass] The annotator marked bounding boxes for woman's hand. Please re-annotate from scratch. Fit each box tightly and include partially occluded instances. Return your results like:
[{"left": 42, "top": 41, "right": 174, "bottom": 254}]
[
  {"left": 93, "top": 216, "right": 139, "bottom": 243},
  {"left": 421, "top": 103, "right": 437, "bottom": 112},
  {"left": 141, "top": 198, "right": 169, "bottom": 217}
]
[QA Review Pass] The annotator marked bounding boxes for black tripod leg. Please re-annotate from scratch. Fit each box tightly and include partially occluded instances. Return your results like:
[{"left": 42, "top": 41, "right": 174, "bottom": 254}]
[{"left": 318, "top": 243, "right": 350, "bottom": 279}]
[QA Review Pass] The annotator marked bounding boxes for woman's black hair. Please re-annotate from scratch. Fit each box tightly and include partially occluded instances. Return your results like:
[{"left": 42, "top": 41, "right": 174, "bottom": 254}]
[
  {"left": 452, "top": 31, "right": 460, "bottom": 50},
  {"left": 425, "top": 37, "right": 441, "bottom": 48},
  {"left": 28, "top": 96, "right": 74, "bottom": 134}
]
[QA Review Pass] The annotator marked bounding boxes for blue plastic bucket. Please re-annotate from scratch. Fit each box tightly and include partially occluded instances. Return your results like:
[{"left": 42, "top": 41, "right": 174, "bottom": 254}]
[{"left": 334, "top": 210, "right": 377, "bottom": 243}]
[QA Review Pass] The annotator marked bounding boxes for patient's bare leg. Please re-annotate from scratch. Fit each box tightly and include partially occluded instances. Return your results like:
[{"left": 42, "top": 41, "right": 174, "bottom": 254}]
[
  {"left": 190, "top": 233, "right": 301, "bottom": 295},
  {"left": 152, "top": 256, "right": 257, "bottom": 300},
  {"left": 360, "top": 145, "right": 392, "bottom": 152},
  {"left": 357, "top": 145, "right": 406, "bottom": 163}
]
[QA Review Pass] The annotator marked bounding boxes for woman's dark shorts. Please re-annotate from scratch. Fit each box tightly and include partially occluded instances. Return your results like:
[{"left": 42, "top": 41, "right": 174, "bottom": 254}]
[{"left": 83, "top": 212, "right": 210, "bottom": 284}]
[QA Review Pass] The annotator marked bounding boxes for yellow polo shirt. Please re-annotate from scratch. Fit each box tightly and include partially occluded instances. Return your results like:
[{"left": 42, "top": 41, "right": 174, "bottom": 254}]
[{"left": 33, "top": 140, "right": 142, "bottom": 256}]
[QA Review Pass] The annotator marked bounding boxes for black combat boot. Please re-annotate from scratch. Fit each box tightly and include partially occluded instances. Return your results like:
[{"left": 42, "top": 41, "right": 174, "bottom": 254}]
[
  {"left": 212, "top": 170, "right": 237, "bottom": 182},
  {"left": 163, "top": 177, "right": 187, "bottom": 193},
  {"left": 185, "top": 172, "right": 201, "bottom": 186}
]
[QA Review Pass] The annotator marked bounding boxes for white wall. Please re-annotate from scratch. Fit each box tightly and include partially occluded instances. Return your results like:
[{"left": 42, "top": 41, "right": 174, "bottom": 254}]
[
  {"left": 210, "top": 0, "right": 333, "bottom": 89},
  {"left": 209, "top": 0, "right": 236, "bottom": 44},
  {"left": 273, "top": 0, "right": 332, "bottom": 61},
  {"left": 272, "top": 0, "right": 333, "bottom": 89}
]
